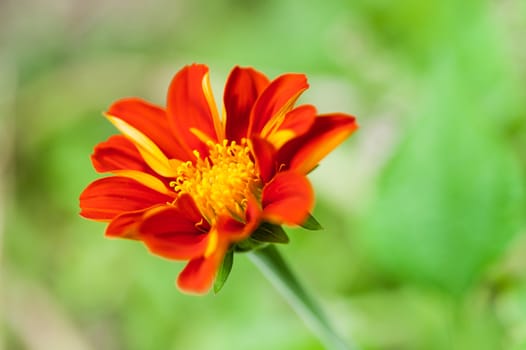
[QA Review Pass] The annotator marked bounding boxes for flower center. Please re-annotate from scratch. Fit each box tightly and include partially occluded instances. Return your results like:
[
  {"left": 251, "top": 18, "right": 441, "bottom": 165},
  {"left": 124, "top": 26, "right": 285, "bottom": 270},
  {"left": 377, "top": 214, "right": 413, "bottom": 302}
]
[{"left": 171, "top": 140, "right": 260, "bottom": 223}]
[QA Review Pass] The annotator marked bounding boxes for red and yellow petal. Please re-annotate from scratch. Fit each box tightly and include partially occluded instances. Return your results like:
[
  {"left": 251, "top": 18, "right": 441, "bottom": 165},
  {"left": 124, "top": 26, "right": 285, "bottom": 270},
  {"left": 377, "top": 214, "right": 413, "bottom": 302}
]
[
  {"left": 166, "top": 64, "right": 221, "bottom": 156},
  {"left": 110, "top": 170, "right": 173, "bottom": 196},
  {"left": 177, "top": 195, "right": 262, "bottom": 294},
  {"left": 106, "top": 116, "right": 180, "bottom": 178},
  {"left": 261, "top": 171, "right": 314, "bottom": 226},
  {"left": 92, "top": 135, "right": 149, "bottom": 173},
  {"left": 249, "top": 73, "right": 308, "bottom": 137},
  {"left": 138, "top": 195, "right": 210, "bottom": 260},
  {"left": 250, "top": 137, "right": 277, "bottom": 183},
  {"left": 105, "top": 208, "right": 157, "bottom": 239},
  {"left": 139, "top": 207, "right": 210, "bottom": 261},
  {"left": 267, "top": 104, "right": 316, "bottom": 149},
  {"left": 216, "top": 194, "right": 262, "bottom": 241},
  {"left": 79, "top": 176, "right": 173, "bottom": 221},
  {"left": 91, "top": 136, "right": 174, "bottom": 194},
  {"left": 224, "top": 66, "right": 270, "bottom": 142},
  {"left": 278, "top": 113, "right": 358, "bottom": 174},
  {"left": 177, "top": 245, "right": 226, "bottom": 294},
  {"left": 107, "top": 98, "right": 189, "bottom": 160}
]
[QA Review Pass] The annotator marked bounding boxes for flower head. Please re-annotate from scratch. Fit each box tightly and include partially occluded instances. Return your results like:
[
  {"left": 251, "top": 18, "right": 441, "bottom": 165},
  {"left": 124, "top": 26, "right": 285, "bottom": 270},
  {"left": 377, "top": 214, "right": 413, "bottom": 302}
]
[{"left": 79, "top": 64, "right": 357, "bottom": 294}]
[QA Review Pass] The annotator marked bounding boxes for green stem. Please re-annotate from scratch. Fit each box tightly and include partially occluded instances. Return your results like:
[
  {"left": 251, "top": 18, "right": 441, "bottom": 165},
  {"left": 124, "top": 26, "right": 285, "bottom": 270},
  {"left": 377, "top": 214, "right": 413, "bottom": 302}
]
[{"left": 248, "top": 244, "right": 358, "bottom": 350}]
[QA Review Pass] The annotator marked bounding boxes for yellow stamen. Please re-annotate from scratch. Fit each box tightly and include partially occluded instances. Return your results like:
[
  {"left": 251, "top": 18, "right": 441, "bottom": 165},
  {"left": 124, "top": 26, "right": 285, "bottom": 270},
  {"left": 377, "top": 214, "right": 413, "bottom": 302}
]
[{"left": 171, "top": 139, "right": 260, "bottom": 224}]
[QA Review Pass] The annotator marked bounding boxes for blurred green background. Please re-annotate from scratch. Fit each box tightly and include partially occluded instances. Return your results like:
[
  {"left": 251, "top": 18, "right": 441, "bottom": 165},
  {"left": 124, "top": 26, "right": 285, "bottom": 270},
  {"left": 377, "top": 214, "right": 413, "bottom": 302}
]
[{"left": 2, "top": 0, "right": 526, "bottom": 349}]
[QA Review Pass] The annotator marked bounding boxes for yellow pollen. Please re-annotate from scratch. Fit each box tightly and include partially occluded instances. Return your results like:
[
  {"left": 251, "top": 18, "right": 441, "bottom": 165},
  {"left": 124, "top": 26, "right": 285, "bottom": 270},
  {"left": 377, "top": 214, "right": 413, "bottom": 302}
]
[{"left": 171, "top": 139, "right": 260, "bottom": 223}]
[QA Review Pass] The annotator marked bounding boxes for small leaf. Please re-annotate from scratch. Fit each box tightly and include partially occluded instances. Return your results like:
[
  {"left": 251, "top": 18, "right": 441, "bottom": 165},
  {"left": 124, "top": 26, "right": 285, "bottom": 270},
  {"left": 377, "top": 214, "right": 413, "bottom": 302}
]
[
  {"left": 214, "top": 249, "right": 234, "bottom": 294},
  {"left": 251, "top": 222, "right": 290, "bottom": 243},
  {"left": 301, "top": 214, "right": 323, "bottom": 230}
]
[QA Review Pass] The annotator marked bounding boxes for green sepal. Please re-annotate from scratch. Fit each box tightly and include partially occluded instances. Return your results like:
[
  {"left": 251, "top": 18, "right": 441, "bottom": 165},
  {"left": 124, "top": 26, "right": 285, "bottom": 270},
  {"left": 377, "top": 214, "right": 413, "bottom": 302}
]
[
  {"left": 251, "top": 222, "right": 290, "bottom": 244},
  {"left": 234, "top": 238, "right": 267, "bottom": 252},
  {"left": 234, "top": 223, "right": 289, "bottom": 253},
  {"left": 213, "top": 249, "right": 234, "bottom": 294},
  {"left": 301, "top": 213, "right": 323, "bottom": 230}
]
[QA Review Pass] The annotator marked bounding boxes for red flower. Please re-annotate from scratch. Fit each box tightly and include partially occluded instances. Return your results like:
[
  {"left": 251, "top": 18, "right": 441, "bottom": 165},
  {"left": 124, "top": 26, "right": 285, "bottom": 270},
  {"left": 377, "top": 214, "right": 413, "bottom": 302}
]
[{"left": 79, "top": 64, "right": 357, "bottom": 294}]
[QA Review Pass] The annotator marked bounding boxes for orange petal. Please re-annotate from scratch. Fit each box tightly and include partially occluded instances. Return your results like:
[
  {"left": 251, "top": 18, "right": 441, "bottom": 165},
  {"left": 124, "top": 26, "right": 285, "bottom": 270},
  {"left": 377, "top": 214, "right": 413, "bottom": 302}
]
[
  {"left": 92, "top": 135, "right": 150, "bottom": 173},
  {"left": 139, "top": 203, "right": 210, "bottom": 261},
  {"left": 250, "top": 137, "right": 277, "bottom": 183},
  {"left": 110, "top": 170, "right": 172, "bottom": 195},
  {"left": 249, "top": 73, "right": 308, "bottom": 137},
  {"left": 91, "top": 135, "right": 173, "bottom": 194},
  {"left": 166, "top": 64, "right": 220, "bottom": 156},
  {"left": 224, "top": 66, "right": 270, "bottom": 142},
  {"left": 261, "top": 171, "right": 314, "bottom": 226},
  {"left": 106, "top": 208, "right": 154, "bottom": 239},
  {"left": 107, "top": 98, "right": 189, "bottom": 160},
  {"left": 79, "top": 177, "right": 173, "bottom": 221},
  {"left": 176, "top": 195, "right": 262, "bottom": 294},
  {"left": 267, "top": 104, "right": 316, "bottom": 149},
  {"left": 106, "top": 116, "right": 180, "bottom": 178},
  {"left": 177, "top": 248, "right": 225, "bottom": 294},
  {"left": 201, "top": 71, "right": 224, "bottom": 141},
  {"left": 216, "top": 194, "right": 262, "bottom": 241},
  {"left": 278, "top": 113, "right": 358, "bottom": 174}
]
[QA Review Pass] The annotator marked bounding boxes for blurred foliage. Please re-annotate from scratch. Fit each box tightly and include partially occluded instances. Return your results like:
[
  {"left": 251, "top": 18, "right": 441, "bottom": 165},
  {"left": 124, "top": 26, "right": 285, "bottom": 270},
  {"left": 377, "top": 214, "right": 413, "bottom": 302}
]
[{"left": 2, "top": 0, "right": 526, "bottom": 349}]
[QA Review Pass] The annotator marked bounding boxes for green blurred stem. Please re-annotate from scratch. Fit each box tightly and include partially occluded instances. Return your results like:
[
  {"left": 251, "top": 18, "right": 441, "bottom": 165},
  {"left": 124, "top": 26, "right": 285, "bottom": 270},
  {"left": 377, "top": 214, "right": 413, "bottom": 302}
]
[{"left": 249, "top": 244, "right": 358, "bottom": 350}]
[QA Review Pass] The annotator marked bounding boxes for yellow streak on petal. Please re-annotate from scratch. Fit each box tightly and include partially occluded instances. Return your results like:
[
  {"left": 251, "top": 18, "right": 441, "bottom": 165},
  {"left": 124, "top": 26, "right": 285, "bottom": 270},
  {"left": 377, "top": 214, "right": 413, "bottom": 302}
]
[
  {"left": 294, "top": 128, "right": 355, "bottom": 174},
  {"left": 111, "top": 170, "right": 174, "bottom": 196},
  {"left": 260, "top": 90, "right": 305, "bottom": 139},
  {"left": 190, "top": 127, "right": 216, "bottom": 148},
  {"left": 169, "top": 158, "right": 183, "bottom": 169},
  {"left": 267, "top": 129, "right": 295, "bottom": 149},
  {"left": 106, "top": 115, "right": 179, "bottom": 178},
  {"left": 204, "top": 228, "right": 218, "bottom": 258},
  {"left": 202, "top": 72, "right": 224, "bottom": 141}
]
